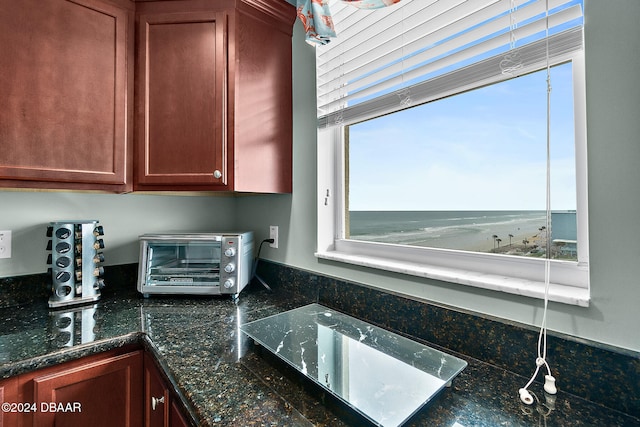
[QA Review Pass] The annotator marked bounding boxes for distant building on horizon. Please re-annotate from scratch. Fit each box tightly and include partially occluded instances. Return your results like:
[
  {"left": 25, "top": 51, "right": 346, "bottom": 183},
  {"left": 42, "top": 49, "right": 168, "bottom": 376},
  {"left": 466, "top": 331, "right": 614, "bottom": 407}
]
[{"left": 551, "top": 211, "right": 577, "bottom": 257}]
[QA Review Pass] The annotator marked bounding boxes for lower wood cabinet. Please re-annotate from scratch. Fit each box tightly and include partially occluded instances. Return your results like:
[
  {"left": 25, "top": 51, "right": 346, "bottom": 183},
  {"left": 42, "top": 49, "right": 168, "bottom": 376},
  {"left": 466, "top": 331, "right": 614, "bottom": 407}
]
[
  {"left": 0, "top": 347, "right": 190, "bottom": 427},
  {"left": 170, "top": 399, "right": 190, "bottom": 427},
  {"left": 0, "top": 376, "right": 19, "bottom": 427},
  {"left": 144, "top": 353, "right": 189, "bottom": 427},
  {"left": 145, "top": 352, "right": 169, "bottom": 427},
  {"left": 31, "top": 350, "right": 143, "bottom": 427}
]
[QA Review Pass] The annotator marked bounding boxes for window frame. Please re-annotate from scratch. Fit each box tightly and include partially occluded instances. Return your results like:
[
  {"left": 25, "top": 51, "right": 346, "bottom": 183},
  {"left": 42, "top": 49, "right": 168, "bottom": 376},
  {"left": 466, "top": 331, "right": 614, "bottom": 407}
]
[{"left": 316, "top": 52, "right": 589, "bottom": 307}]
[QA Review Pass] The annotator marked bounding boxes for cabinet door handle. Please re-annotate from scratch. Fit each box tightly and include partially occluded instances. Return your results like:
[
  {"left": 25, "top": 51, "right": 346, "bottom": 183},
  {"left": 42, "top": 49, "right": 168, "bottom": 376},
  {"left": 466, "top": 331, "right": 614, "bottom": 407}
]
[
  {"left": 213, "top": 170, "right": 222, "bottom": 179},
  {"left": 151, "top": 395, "right": 165, "bottom": 411}
]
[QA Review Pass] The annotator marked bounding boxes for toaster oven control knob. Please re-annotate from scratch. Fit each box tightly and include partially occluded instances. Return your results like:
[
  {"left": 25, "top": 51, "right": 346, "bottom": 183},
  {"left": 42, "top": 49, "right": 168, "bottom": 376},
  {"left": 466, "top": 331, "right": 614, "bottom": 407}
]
[
  {"left": 223, "top": 278, "right": 235, "bottom": 289},
  {"left": 224, "top": 247, "right": 236, "bottom": 257},
  {"left": 224, "top": 263, "right": 235, "bottom": 273}
]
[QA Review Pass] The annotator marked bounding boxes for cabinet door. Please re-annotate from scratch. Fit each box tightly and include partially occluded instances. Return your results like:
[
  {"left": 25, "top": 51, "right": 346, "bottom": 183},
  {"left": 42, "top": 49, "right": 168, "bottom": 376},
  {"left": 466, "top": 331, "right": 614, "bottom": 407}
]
[
  {"left": 232, "top": 2, "right": 294, "bottom": 193},
  {"left": 31, "top": 350, "right": 143, "bottom": 427},
  {"left": 170, "top": 399, "right": 190, "bottom": 427},
  {"left": 144, "top": 353, "right": 169, "bottom": 427},
  {"left": 0, "top": 377, "right": 19, "bottom": 427},
  {"left": 136, "top": 9, "right": 228, "bottom": 189},
  {"left": 0, "top": 0, "right": 133, "bottom": 192}
]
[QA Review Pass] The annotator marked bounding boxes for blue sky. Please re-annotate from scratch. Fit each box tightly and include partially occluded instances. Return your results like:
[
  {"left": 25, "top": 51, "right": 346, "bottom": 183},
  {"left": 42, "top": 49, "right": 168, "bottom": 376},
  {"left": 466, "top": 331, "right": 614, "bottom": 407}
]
[{"left": 348, "top": 62, "right": 577, "bottom": 211}]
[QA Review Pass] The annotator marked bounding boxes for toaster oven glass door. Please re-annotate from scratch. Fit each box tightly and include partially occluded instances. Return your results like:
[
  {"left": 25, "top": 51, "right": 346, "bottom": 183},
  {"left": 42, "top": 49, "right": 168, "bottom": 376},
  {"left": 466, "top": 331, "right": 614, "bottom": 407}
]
[{"left": 145, "top": 241, "right": 221, "bottom": 286}]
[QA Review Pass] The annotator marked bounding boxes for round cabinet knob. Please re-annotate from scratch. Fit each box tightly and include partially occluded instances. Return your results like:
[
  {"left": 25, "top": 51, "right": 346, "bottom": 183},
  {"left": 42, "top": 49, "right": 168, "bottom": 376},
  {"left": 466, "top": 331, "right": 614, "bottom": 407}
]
[
  {"left": 213, "top": 170, "right": 222, "bottom": 179},
  {"left": 224, "top": 263, "right": 235, "bottom": 273},
  {"left": 224, "top": 247, "right": 236, "bottom": 257},
  {"left": 223, "top": 278, "right": 235, "bottom": 289},
  {"left": 151, "top": 396, "right": 165, "bottom": 411}
]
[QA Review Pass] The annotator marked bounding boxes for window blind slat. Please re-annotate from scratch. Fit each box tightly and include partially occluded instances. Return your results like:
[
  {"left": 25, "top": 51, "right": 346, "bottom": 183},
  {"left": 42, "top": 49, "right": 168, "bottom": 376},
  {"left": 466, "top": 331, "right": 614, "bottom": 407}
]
[
  {"left": 319, "top": 0, "right": 426, "bottom": 58},
  {"left": 318, "top": 4, "right": 582, "bottom": 112},
  {"left": 318, "top": 0, "right": 571, "bottom": 88},
  {"left": 319, "top": 0, "right": 505, "bottom": 75},
  {"left": 318, "top": 0, "right": 490, "bottom": 96},
  {"left": 317, "top": 0, "right": 583, "bottom": 116},
  {"left": 319, "top": 0, "right": 575, "bottom": 102},
  {"left": 318, "top": 0, "right": 465, "bottom": 62},
  {"left": 318, "top": 27, "right": 583, "bottom": 128}
]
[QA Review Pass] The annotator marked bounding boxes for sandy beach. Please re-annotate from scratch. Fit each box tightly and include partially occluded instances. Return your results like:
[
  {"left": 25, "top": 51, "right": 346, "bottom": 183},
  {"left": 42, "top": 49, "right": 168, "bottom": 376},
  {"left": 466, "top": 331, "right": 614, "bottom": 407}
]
[
  {"left": 348, "top": 210, "right": 554, "bottom": 256},
  {"left": 409, "top": 220, "right": 548, "bottom": 254}
]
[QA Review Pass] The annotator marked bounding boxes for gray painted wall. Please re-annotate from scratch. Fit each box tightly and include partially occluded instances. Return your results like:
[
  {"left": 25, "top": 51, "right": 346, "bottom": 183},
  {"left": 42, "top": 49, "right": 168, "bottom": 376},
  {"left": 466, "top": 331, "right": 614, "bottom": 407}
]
[
  {"left": 1, "top": 1, "right": 638, "bottom": 352},
  {"left": 0, "top": 191, "right": 236, "bottom": 277},
  {"left": 237, "top": 1, "right": 640, "bottom": 353}
]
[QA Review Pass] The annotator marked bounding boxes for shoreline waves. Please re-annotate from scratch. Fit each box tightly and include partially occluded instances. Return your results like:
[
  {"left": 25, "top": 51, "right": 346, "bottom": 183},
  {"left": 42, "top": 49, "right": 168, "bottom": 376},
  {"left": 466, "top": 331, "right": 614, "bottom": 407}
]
[{"left": 348, "top": 210, "right": 549, "bottom": 254}]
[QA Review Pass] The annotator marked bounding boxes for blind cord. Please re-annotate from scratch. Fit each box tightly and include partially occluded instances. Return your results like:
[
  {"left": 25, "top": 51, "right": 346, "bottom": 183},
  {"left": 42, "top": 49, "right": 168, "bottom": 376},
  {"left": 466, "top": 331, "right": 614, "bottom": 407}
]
[
  {"left": 519, "top": 0, "right": 557, "bottom": 405},
  {"left": 500, "top": 0, "right": 523, "bottom": 75}
]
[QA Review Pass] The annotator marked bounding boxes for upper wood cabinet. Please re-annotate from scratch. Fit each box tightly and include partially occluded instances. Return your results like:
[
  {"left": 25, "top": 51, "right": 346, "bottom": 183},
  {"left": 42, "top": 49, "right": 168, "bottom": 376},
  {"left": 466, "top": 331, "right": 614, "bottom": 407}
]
[
  {"left": 0, "top": 0, "right": 293, "bottom": 194},
  {"left": 0, "top": 0, "right": 135, "bottom": 192},
  {"left": 135, "top": 8, "right": 227, "bottom": 189},
  {"left": 134, "top": 0, "right": 295, "bottom": 193}
]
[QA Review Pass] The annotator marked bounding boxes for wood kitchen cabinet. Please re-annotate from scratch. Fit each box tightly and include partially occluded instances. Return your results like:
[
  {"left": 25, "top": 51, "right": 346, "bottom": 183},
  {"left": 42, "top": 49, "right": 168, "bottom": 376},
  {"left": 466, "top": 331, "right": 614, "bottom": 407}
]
[
  {"left": 0, "top": 377, "right": 19, "bottom": 427},
  {"left": 170, "top": 399, "right": 190, "bottom": 427},
  {"left": 0, "top": 0, "right": 293, "bottom": 194},
  {"left": 134, "top": 0, "right": 295, "bottom": 193},
  {"left": 0, "top": 0, "right": 135, "bottom": 193},
  {"left": 28, "top": 349, "right": 144, "bottom": 427},
  {"left": 144, "top": 353, "right": 190, "bottom": 427},
  {"left": 2, "top": 348, "right": 192, "bottom": 427},
  {"left": 145, "top": 353, "right": 169, "bottom": 427}
]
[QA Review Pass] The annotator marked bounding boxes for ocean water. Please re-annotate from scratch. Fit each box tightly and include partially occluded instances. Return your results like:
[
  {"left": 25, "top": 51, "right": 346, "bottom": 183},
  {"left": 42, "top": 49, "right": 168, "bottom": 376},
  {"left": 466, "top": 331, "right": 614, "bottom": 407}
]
[{"left": 348, "top": 211, "right": 549, "bottom": 252}]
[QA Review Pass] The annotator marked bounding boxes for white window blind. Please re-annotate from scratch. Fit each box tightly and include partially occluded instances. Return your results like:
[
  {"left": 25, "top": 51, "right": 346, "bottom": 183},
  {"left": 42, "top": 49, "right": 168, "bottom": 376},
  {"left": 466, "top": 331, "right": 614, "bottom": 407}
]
[{"left": 317, "top": 0, "right": 584, "bottom": 128}]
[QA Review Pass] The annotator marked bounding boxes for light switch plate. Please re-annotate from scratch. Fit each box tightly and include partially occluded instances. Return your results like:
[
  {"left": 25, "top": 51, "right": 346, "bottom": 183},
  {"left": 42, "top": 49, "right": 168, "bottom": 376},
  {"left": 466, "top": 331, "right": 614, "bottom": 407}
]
[{"left": 0, "top": 230, "right": 12, "bottom": 259}]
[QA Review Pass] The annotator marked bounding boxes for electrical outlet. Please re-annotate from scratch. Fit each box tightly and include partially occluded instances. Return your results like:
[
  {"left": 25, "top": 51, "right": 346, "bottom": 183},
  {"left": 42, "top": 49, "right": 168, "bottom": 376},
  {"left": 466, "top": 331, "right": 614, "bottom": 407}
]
[
  {"left": 0, "top": 230, "right": 12, "bottom": 259},
  {"left": 269, "top": 226, "right": 279, "bottom": 249}
]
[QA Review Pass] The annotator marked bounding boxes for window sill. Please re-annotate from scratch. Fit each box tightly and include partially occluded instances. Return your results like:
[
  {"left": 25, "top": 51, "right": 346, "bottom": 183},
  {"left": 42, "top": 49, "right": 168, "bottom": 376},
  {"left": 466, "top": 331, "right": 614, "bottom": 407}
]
[{"left": 315, "top": 249, "right": 590, "bottom": 307}]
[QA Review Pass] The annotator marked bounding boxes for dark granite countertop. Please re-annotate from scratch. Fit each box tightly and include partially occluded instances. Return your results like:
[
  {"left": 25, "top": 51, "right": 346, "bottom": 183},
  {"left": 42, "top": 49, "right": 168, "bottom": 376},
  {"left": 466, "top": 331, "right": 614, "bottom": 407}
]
[{"left": 1, "top": 283, "right": 638, "bottom": 427}]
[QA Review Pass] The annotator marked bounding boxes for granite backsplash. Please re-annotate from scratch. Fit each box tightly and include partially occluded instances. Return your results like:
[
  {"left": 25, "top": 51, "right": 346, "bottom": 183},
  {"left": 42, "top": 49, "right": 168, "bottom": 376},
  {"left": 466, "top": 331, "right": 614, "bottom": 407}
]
[
  {"left": 254, "top": 260, "right": 640, "bottom": 420},
  {"left": 1, "top": 260, "right": 638, "bottom": 419}
]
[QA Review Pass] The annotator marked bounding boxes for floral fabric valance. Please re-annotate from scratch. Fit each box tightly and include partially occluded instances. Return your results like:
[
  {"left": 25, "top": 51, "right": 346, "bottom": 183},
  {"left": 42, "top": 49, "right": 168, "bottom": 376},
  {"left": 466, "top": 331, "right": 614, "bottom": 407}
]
[
  {"left": 342, "top": 0, "right": 401, "bottom": 9},
  {"left": 296, "top": 0, "right": 336, "bottom": 45},
  {"left": 296, "top": 0, "right": 402, "bottom": 45}
]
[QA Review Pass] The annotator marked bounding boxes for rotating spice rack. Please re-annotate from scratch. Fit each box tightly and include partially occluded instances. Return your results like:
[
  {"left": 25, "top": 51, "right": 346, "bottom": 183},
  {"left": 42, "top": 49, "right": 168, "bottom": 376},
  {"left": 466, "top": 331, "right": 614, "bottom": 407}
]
[{"left": 46, "top": 220, "right": 106, "bottom": 308}]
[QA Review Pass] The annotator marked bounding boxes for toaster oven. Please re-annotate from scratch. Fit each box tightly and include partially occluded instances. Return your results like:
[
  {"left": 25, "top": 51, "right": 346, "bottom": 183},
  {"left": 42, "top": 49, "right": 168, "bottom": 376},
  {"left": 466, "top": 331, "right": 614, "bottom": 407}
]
[{"left": 137, "top": 232, "right": 254, "bottom": 298}]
